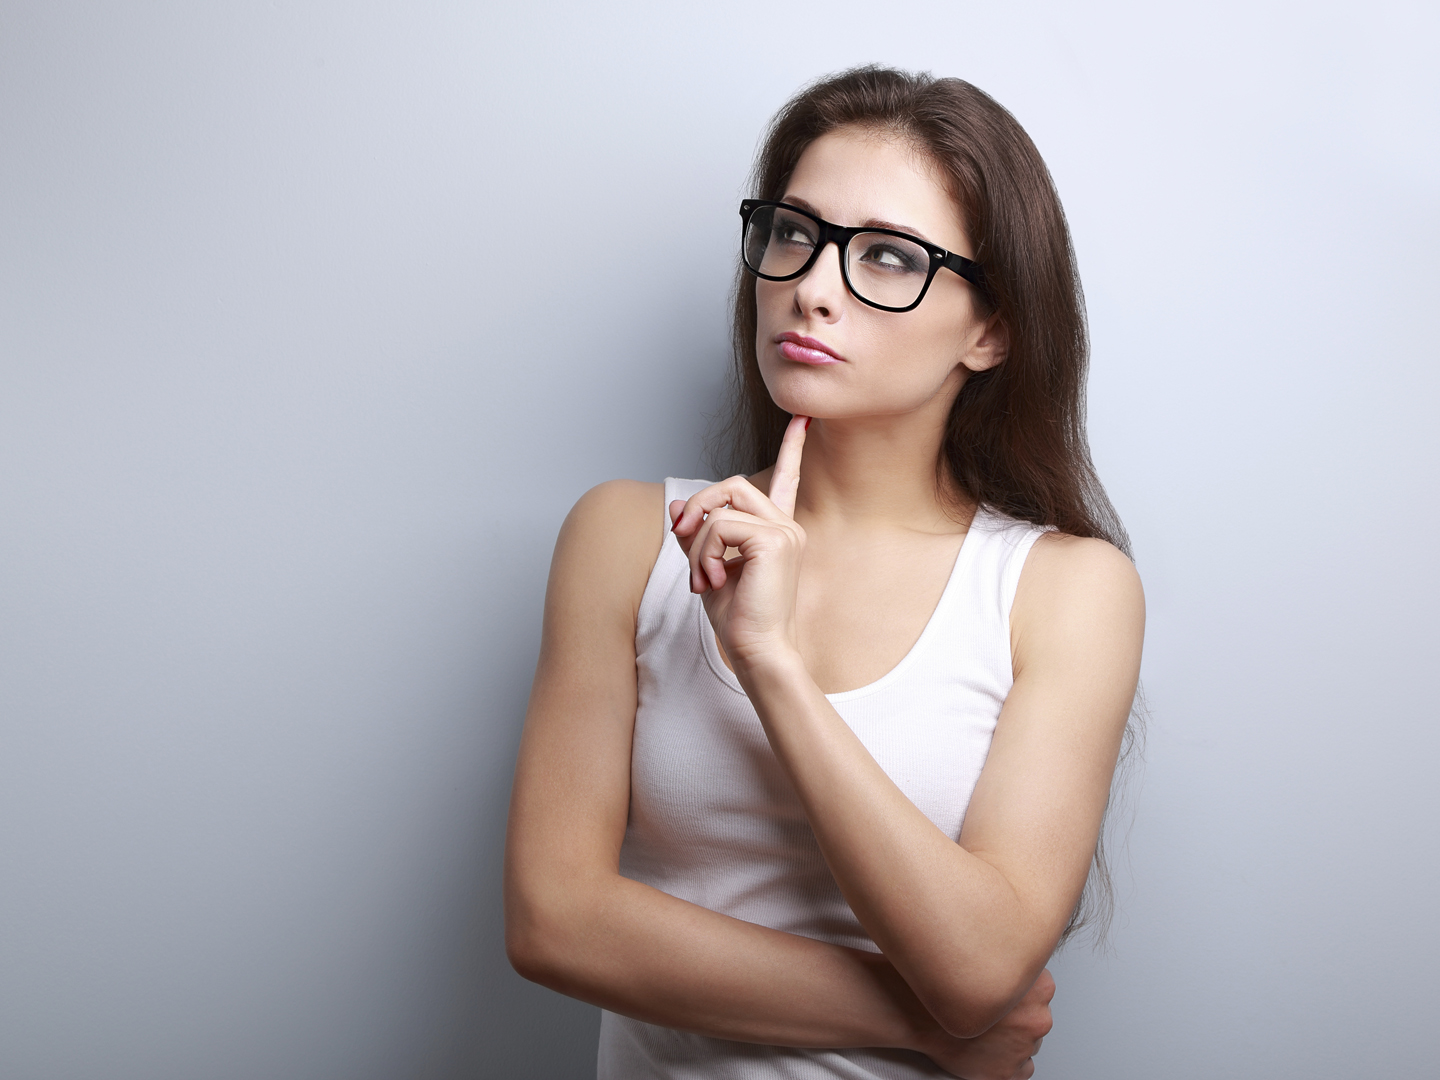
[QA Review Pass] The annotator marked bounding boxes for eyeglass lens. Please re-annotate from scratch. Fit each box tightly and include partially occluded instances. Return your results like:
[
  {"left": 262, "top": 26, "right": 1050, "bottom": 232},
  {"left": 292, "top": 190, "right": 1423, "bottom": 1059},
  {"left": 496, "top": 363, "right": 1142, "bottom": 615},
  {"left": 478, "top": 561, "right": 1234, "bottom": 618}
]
[{"left": 743, "top": 204, "right": 933, "bottom": 309}]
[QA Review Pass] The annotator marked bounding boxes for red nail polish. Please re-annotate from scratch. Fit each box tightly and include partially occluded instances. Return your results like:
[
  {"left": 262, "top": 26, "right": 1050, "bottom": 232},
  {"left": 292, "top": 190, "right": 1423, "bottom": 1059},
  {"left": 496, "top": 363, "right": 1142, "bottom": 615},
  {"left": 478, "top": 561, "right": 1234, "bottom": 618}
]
[{"left": 804, "top": 416, "right": 812, "bottom": 430}]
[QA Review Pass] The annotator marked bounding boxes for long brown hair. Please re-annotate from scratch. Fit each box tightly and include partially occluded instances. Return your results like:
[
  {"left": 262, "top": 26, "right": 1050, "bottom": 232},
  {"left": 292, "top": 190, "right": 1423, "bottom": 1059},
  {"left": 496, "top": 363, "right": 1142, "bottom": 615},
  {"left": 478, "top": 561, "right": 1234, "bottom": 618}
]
[{"left": 717, "top": 66, "right": 1140, "bottom": 944}]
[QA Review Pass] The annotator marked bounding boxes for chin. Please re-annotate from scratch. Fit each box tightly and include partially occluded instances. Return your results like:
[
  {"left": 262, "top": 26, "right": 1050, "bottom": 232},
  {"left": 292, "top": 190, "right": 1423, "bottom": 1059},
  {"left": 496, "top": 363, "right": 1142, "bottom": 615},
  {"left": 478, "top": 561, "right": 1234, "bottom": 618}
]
[
  {"left": 759, "top": 360, "right": 845, "bottom": 418},
  {"left": 763, "top": 369, "right": 948, "bottom": 424}
]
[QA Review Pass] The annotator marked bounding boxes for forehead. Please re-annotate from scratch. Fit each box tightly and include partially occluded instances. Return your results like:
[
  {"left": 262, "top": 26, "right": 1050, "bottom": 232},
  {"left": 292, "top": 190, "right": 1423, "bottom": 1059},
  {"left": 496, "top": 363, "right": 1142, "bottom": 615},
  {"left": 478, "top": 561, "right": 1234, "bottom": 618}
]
[{"left": 781, "top": 127, "right": 967, "bottom": 251}]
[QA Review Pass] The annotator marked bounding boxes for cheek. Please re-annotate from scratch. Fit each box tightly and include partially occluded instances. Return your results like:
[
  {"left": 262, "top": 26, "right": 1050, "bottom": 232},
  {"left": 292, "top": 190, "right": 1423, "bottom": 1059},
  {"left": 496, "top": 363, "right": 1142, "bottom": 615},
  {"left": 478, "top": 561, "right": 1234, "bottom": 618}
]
[
  {"left": 752, "top": 281, "right": 794, "bottom": 372},
  {"left": 754, "top": 279, "right": 787, "bottom": 330},
  {"left": 919, "top": 318, "right": 967, "bottom": 372},
  {"left": 871, "top": 311, "right": 966, "bottom": 381},
  {"left": 890, "top": 294, "right": 977, "bottom": 377}
]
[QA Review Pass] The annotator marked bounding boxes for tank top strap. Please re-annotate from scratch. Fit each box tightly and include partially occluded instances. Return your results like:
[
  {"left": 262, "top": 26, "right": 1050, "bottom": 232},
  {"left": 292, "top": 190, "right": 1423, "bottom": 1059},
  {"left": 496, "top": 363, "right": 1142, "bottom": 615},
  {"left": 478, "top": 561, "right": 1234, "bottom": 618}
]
[
  {"left": 663, "top": 477, "right": 712, "bottom": 512},
  {"left": 940, "top": 506, "right": 1052, "bottom": 646},
  {"left": 636, "top": 478, "right": 714, "bottom": 656}
]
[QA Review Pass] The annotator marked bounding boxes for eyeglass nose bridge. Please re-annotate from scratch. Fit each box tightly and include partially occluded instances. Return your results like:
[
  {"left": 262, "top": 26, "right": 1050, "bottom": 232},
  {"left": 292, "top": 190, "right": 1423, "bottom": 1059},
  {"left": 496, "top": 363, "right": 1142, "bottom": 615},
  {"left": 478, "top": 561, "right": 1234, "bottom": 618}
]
[{"left": 797, "top": 221, "right": 850, "bottom": 285}]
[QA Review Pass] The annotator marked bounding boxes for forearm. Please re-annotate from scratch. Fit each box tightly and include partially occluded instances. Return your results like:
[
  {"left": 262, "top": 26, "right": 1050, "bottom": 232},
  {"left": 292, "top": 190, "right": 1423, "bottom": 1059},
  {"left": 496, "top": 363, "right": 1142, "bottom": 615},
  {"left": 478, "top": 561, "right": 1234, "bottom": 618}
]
[
  {"left": 507, "top": 868, "right": 936, "bottom": 1050},
  {"left": 735, "top": 655, "right": 1044, "bottom": 1032}
]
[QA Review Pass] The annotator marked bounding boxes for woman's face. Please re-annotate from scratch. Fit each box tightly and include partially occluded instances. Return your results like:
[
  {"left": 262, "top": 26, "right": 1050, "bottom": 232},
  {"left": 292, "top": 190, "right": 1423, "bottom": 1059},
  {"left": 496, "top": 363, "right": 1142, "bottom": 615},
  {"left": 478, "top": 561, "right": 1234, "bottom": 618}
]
[{"left": 755, "top": 127, "right": 1003, "bottom": 423}]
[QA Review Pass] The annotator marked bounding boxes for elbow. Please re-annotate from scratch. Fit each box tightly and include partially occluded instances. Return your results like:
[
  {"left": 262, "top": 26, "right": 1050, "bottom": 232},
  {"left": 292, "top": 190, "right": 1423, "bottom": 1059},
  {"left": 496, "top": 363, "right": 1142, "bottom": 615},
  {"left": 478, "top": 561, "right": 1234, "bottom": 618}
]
[
  {"left": 504, "top": 911, "right": 552, "bottom": 985},
  {"left": 924, "top": 963, "right": 1046, "bottom": 1040},
  {"left": 503, "top": 877, "right": 577, "bottom": 987},
  {"left": 504, "top": 860, "right": 622, "bottom": 990},
  {"left": 931, "top": 1001, "right": 1010, "bottom": 1041}
]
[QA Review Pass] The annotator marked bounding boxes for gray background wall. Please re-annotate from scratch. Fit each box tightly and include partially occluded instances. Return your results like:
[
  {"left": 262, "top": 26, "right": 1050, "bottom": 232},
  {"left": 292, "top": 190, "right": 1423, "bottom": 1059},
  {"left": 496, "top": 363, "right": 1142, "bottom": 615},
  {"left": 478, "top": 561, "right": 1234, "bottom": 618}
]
[{"left": 2, "top": 2, "right": 1436, "bottom": 1077}]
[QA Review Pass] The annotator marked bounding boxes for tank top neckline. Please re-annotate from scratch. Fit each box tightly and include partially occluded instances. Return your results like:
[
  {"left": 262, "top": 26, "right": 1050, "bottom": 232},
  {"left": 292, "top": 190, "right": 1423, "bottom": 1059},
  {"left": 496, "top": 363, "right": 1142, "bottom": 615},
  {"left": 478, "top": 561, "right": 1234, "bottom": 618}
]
[{"left": 695, "top": 505, "right": 999, "bottom": 704}]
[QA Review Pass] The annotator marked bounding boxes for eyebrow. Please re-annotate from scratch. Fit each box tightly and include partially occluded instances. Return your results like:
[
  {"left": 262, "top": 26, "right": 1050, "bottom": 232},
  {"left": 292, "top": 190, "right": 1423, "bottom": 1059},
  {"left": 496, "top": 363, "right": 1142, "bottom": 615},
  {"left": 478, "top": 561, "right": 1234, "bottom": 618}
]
[{"left": 782, "top": 196, "right": 938, "bottom": 246}]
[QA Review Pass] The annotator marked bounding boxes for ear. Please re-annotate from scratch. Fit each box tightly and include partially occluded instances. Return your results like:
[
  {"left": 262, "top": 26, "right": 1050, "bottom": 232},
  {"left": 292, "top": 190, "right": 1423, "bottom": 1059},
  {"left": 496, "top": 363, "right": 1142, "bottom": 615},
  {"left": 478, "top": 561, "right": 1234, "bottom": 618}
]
[{"left": 961, "top": 311, "right": 1009, "bottom": 374}]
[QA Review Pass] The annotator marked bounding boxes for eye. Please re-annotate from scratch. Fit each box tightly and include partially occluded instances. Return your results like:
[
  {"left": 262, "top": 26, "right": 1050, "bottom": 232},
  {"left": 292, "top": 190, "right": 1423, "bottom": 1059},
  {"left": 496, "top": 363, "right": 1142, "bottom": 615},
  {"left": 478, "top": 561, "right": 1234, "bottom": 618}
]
[
  {"left": 857, "top": 239, "right": 925, "bottom": 273},
  {"left": 774, "top": 222, "right": 817, "bottom": 249}
]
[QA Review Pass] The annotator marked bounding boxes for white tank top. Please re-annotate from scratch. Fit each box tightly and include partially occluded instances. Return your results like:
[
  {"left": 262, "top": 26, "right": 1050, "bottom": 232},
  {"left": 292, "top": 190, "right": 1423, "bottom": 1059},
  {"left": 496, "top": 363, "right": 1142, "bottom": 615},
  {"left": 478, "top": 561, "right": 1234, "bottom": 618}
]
[{"left": 598, "top": 478, "right": 1049, "bottom": 1080}]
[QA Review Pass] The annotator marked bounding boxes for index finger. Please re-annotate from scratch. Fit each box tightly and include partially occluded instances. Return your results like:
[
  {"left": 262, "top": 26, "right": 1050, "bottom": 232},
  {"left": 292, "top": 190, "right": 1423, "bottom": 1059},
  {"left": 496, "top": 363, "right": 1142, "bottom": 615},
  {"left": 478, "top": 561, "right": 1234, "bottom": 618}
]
[{"left": 768, "top": 415, "right": 809, "bottom": 518}]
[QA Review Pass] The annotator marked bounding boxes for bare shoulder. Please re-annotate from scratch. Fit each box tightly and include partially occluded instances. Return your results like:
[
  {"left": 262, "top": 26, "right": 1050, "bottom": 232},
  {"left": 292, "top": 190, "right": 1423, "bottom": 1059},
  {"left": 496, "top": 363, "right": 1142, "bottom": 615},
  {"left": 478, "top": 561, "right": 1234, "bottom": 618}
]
[
  {"left": 548, "top": 480, "right": 666, "bottom": 621},
  {"left": 1011, "top": 533, "right": 1145, "bottom": 670},
  {"left": 1019, "top": 533, "right": 1144, "bottom": 609},
  {"left": 560, "top": 479, "right": 665, "bottom": 548}
]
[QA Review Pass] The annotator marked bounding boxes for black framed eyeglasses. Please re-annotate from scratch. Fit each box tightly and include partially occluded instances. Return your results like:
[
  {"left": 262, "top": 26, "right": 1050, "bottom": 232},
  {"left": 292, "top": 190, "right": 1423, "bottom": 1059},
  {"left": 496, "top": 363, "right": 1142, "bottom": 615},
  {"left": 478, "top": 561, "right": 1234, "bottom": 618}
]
[{"left": 739, "top": 199, "right": 987, "bottom": 313}]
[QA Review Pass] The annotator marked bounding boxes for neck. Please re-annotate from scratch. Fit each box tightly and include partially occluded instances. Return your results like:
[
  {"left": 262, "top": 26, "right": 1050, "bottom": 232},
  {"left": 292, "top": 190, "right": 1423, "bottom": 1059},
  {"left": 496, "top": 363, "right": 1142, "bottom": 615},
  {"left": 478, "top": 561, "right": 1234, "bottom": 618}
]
[{"left": 788, "top": 393, "right": 970, "bottom": 536}]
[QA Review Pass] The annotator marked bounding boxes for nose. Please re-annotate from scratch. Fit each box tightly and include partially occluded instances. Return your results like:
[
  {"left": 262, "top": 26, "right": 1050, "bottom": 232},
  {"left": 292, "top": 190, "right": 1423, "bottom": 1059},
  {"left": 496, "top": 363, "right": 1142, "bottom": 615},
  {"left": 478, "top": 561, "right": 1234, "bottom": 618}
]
[{"left": 792, "top": 239, "right": 846, "bottom": 321}]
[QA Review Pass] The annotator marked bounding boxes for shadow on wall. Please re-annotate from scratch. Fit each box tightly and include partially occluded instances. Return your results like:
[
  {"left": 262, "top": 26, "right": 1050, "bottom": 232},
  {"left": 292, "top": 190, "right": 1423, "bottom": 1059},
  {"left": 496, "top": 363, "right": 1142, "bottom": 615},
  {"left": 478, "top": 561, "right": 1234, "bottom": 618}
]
[
  {"left": 429, "top": 524, "right": 602, "bottom": 1080},
  {"left": 437, "top": 788, "right": 601, "bottom": 1080}
]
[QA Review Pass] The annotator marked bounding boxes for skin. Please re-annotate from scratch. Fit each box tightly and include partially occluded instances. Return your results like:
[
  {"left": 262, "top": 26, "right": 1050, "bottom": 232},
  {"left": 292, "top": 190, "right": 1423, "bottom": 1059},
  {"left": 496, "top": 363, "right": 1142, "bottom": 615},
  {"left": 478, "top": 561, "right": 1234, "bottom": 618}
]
[{"left": 505, "top": 127, "right": 1144, "bottom": 1079}]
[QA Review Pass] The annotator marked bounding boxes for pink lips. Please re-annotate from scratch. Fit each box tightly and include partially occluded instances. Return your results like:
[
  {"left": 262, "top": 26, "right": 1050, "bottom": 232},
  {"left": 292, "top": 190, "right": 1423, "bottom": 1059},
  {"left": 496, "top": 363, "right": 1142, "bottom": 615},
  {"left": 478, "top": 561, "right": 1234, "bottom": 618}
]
[{"left": 776, "top": 332, "right": 845, "bottom": 365}]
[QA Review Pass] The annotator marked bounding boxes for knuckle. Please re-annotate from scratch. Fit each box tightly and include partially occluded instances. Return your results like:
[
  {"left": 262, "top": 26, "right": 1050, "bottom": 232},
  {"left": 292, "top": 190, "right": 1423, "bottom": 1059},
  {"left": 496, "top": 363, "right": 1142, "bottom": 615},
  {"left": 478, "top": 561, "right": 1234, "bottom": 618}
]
[
  {"left": 722, "top": 476, "right": 752, "bottom": 501},
  {"left": 697, "top": 484, "right": 728, "bottom": 508}
]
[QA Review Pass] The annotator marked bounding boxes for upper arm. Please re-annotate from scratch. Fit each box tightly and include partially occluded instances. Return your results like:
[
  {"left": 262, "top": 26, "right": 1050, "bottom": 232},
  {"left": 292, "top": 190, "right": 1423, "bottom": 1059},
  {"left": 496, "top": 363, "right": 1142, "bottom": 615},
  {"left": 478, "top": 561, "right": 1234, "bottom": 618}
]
[
  {"left": 505, "top": 480, "right": 664, "bottom": 909},
  {"left": 958, "top": 533, "right": 1145, "bottom": 948}
]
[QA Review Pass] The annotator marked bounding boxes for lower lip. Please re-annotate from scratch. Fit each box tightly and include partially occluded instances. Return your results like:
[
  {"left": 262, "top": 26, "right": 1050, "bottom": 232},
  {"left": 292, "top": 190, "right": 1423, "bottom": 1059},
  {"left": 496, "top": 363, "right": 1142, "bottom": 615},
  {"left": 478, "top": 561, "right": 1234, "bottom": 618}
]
[{"left": 779, "top": 340, "right": 842, "bottom": 365}]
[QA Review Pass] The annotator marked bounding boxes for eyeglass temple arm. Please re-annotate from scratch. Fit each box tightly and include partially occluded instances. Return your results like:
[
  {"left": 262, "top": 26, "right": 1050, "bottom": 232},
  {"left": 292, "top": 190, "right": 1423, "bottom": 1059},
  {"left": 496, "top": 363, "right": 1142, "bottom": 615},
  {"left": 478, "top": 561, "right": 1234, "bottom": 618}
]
[{"left": 943, "top": 251, "right": 988, "bottom": 291}]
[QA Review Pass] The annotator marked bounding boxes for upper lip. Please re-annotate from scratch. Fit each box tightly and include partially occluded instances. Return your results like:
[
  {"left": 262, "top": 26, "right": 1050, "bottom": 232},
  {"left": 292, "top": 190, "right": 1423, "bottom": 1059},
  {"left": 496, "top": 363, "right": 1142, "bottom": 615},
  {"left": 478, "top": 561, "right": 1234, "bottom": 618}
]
[{"left": 775, "top": 332, "right": 845, "bottom": 362}]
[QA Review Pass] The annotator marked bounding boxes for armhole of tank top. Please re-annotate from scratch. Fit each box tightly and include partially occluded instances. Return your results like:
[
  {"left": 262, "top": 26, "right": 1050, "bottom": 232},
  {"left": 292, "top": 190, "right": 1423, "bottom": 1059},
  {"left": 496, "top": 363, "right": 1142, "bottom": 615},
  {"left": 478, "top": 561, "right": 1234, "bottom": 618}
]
[{"left": 1001, "top": 524, "right": 1054, "bottom": 649}]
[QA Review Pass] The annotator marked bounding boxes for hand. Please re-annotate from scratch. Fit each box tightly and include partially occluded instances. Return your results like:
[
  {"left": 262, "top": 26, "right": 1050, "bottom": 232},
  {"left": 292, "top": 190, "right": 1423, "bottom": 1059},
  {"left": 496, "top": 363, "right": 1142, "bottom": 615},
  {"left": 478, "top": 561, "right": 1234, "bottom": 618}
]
[
  {"left": 914, "top": 969, "right": 1055, "bottom": 1080},
  {"left": 668, "top": 414, "right": 808, "bottom": 672}
]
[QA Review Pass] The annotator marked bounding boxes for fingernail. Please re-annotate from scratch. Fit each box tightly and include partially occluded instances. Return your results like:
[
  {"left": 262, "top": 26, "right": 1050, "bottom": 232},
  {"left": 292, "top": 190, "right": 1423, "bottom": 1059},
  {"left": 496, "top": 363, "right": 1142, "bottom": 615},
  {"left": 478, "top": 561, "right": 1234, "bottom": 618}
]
[{"left": 804, "top": 416, "right": 812, "bottom": 430}]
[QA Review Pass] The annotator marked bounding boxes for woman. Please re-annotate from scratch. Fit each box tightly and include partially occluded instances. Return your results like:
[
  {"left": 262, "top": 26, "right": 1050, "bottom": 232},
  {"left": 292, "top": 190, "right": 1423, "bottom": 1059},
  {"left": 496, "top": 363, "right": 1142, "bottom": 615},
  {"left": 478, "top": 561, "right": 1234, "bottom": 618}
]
[{"left": 504, "top": 66, "right": 1144, "bottom": 1080}]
